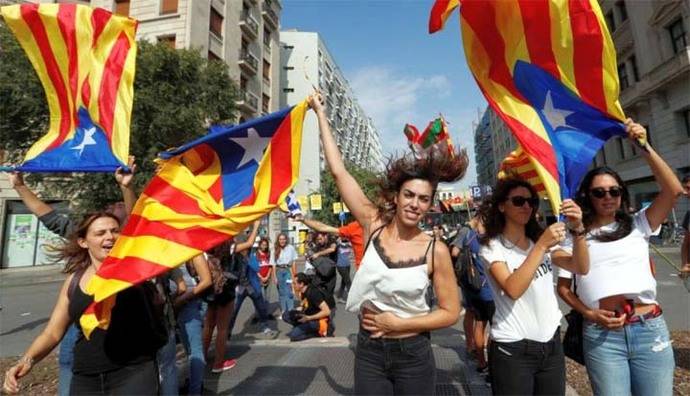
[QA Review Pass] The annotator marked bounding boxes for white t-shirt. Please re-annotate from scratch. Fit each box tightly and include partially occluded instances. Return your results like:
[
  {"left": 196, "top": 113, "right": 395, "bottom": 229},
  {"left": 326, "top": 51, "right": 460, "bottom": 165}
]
[
  {"left": 479, "top": 238, "right": 562, "bottom": 343},
  {"left": 557, "top": 208, "right": 659, "bottom": 309}
]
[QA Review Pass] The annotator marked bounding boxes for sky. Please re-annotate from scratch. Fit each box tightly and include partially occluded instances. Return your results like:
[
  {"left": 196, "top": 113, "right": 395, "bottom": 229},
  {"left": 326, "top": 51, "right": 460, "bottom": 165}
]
[{"left": 281, "top": 0, "right": 488, "bottom": 189}]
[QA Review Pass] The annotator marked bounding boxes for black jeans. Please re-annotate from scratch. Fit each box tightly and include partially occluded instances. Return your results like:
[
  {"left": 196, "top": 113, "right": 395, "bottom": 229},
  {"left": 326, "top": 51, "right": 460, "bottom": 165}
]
[
  {"left": 354, "top": 330, "right": 435, "bottom": 395},
  {"left": 70, "top": 359, "right": 158, "bottom": 395},
  {"left": 489, "top": 329, "right": 565, "bottom": 395},
  {"left": 336, "top": 265, "right": 351, "bottom": 299}
]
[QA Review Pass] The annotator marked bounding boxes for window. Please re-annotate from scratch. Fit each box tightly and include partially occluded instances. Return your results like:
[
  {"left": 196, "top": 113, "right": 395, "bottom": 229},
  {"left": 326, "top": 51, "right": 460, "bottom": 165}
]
[
  {"left": 668, "top": 19, "right": 687, "bottom": 54},
  {"left": 616, "top": 1, "right": 627, "bottom": 22},
  {"left": 617, "top": 63, "right": 629, "bottom": 90},
  {"left": 263, "top": 60, "right": 271, "bottom": 80},
  {"left": 158, "top": 34, "right": 176, "bottom": 49},
  {"left": 208, "top": 50, "right": 221, "bottom": 61},
  {"left": 240, "top": 76, "right": 247, "bottom": 91},
  {"left": 263, "top": 28, "right": 271, "bottom": 46},
  {"left": 262, "top": 94, "right": 270, "bottom": 113},
  {"left": 630, "top": 55, "right": 639, "bottom": 82},
  {"left": 683, "top": 109, "right": 690, "bottom": 138},
  {"left": 616, "top": 137, "right": 626, "bottom": 160},
  {"left": 283, "top": 88, "right": 295, "bottom": 93},
  {"left": 210, "top": 8, "right": 223, "bottom": 37},
  {"left": 605, "top": 11, "right": 615, "bottom": 32},
  {"left": 283, "top": 45, "right": 294, "bottom": 50},
  {"left": 160, "top": 0, "right": 178, "bottom": 15},
  {"left": 283, "top": 66, "right": 294, "bottom": 70},
  {"left": 114, "top": 0, "right": 130, "bottom": 16}
]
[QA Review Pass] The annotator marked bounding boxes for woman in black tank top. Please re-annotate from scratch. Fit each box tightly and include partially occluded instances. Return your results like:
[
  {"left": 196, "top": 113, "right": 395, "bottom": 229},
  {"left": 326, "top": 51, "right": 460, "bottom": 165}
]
[
  {"left": 3, "top": 212, "right": 159, "bottom": 395},
  {"left": 308, "top": 93, "right": 468, "bottom": 395}
]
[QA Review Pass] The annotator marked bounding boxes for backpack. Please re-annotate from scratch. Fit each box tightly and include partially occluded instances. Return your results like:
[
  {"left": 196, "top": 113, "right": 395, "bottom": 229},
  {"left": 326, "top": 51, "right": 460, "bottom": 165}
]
[
  {"left": 201, "top": 245, "right": 242, "bottom": 303},
  {"left": 455, "top": 231, "right": 484, "bottom": 292},
  {"left": 312, "top": 257, "right": 337, "bottom": 308}
]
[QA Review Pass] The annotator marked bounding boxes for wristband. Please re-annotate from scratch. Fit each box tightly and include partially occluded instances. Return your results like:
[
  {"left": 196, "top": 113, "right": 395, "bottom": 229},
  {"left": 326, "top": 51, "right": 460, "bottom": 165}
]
[{"left": 568, "top": 227, "right": 587, "bottom": 237}]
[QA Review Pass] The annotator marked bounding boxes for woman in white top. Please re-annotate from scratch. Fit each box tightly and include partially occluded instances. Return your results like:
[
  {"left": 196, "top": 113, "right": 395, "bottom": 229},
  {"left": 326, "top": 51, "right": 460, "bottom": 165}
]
[
  {"left": 556, "top": 120, "right": 683, "bottom": 396},
  {"left": 479, "top": 177, "right": 589, "bottom": 395},
  {"left": 308, "top": 93, "right": 466, "bottom": 395}
]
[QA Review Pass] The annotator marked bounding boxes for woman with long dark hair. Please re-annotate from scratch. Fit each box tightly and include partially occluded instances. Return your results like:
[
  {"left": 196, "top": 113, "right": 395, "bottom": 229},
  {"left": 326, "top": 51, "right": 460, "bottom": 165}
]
[
  {"left": 309, "top": 92, "right": 466, "bottom": 395},
  {"left": 3, "top": 212, "right": 162, "bottom": 394},
  {"left": 557, "top": 120, "right": 682, "bottom": 395},
  {"left": 478, "top": 177, "right": 589, "bottom": 395}
]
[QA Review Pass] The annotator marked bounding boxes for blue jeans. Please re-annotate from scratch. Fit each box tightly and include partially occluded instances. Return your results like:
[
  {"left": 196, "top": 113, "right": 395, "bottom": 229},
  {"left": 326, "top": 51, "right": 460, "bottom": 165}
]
[
  {"left": 178, "top": 299, "right": 205, "bottom": 395},
  {"left": 229, "top": 287, "right": 270, "bottom": 334},
  {"left": 157, "top": 327, "right": 178, "bottom": 396},
  {"left": 58, "top": 324, "right": 79, "bottom": 396},
  {"left": 583, "top": 315, "right": 675, "bottom": 396},
  {"left": 281, "top": 311, "right": 321, "bottom": 341},
  {"left": 276, "top": 268, "right": 294, "bottom": 313}
]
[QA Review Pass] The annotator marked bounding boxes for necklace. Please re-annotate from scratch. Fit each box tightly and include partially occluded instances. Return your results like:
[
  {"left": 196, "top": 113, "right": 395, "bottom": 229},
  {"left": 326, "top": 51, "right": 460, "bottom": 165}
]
[{"left": 499, "top": 234, "right": 526, "bottom": 250}]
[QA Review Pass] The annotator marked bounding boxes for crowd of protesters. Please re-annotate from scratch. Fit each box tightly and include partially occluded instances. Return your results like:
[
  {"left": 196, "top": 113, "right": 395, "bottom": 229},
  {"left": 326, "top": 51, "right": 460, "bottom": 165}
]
[{"left": 3, "top": 93, "right": 688, "bottom": 396}]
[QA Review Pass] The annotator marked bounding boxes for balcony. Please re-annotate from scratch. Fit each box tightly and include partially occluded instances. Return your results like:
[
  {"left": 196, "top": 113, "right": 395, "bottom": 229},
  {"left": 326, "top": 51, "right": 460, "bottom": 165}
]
[
  {"left": 239, "top": 10, "right": 259, "bottom": 39},
  {"left": 262, "top": 1, "right": 279, "bottom": 29},
  {"left": 236, "top": 90, "right": 259, "bottom": 113},
  {"left": 238, "top": 48, "right": 259, "bottom": 74}
]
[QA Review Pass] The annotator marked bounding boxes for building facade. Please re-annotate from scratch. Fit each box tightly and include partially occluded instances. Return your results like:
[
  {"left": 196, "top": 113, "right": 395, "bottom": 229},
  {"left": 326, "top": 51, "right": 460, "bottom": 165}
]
[
  {"left": 474, "top": 108, "right": 496, "bottom": 188},
  {"left": 596, "top": 0, "right": 689, "bottom": 218},
  {"left": 279, "top": 30, "right": 383, "bottom": 198},
  {"left": 0, "top": 0, "right": 284, "bottom": 267}
]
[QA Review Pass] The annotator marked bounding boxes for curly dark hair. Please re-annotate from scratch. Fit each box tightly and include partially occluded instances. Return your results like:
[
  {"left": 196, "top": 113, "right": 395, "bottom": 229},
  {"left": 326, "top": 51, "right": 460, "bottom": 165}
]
[
  {"left": 376, "top": 148, "right": 468, "bottom": 223},
  {"left": 48, "top": 212, "right": 121, "bottom": 274},
  {"left": 576, "top": 166, "right": 633, "bottom": 242},
  {"left": 479, "top": 178, "right": 543, "bottom": 245}
]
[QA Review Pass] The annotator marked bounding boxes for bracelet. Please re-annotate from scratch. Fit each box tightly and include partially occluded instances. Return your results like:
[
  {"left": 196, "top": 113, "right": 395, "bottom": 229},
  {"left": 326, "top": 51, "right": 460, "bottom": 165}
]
[
  {"left": 17, "top": 355, "right": 34, "bottom": 367},
  {"left": 568, "top": 227, "right": 587, "bottom": 237}
]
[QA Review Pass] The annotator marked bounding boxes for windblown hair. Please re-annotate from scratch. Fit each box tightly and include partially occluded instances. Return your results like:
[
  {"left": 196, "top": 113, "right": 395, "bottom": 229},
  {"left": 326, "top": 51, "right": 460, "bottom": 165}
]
[
  {"left": 576, "top": 166, "right": 633, "bottom": 242},
  {"left": 479, "top": 178, "right": 543, "bottom": 245},
  {"left": 375, "top": 149, "right": 468, "bottom": 223},
  {"left": 48, "top": 212, "right": 121, "bottom": 274}
]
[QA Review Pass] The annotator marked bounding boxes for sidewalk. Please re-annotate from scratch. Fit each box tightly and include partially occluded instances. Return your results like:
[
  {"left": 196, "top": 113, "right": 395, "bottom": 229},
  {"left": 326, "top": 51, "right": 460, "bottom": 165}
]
[{"left": 0, "top": 264, "right": 66, "bottom": 288}]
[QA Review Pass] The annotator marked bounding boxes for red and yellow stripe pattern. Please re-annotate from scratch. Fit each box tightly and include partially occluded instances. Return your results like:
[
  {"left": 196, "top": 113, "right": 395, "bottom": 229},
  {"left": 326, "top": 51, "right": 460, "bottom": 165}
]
[
  {"left": 498, "top": 146, "right": 547, "bottom": 198},
  {"left": 430, "top": 0, "right": 624, "bottom": 214},
  {"left": 0, "top": 3, "right": 136, "bottom": 165},
  {"left": 80, "top": 102, "right": 308, "bottom": 337}
]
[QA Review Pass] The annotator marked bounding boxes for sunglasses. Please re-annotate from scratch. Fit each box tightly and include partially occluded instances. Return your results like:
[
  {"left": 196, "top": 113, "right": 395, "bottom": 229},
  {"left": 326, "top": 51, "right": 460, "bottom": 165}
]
[
  {"left": 589, "top": 187, "right": 623, "bottom": 199},
  {"left": 507, "top": 196, "right": 540, "bottom": 208}
]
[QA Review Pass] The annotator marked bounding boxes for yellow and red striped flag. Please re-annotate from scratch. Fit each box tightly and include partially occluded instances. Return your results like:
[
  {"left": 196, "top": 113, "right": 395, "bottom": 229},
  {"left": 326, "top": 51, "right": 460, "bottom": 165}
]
[
  {"left": 80, "top": 102, "right": 309, "bottom": 337},
  {"left": 1, "top": 4, "right": 137, "bottom": 172},
  {"left": 498, "top": 146, "right": 547, "bottom": 198},
  {"left": 430, "top": 0, "right": 627, "bottom": 214}
]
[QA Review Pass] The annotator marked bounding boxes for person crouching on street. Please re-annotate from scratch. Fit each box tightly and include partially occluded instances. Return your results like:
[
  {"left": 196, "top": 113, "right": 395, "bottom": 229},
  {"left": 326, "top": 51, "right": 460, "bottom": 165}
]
[{"left": 282, "top": 273, "right": 331, "bottom": 342}]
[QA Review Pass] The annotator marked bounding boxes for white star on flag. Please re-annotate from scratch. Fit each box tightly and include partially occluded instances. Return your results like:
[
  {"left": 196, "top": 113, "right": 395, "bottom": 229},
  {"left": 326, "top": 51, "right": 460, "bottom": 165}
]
[
  {"left": 71, "top": 126, "right": 97, "bottom": 156},
  {"left": 228, "top": 127, "right": 272, "bottom": 168},
  {"left": 541, "top": 91, "right": 574, "bottom": 131}
]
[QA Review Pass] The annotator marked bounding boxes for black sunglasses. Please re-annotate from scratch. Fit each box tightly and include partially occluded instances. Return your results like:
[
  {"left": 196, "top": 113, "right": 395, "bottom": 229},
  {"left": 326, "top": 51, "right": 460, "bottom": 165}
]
[
  {"left": 589, "top": 187, "right": 623, "bottom": 199},
  {"left": 507, "top": 196, "right": 540, "bottom": 208}
]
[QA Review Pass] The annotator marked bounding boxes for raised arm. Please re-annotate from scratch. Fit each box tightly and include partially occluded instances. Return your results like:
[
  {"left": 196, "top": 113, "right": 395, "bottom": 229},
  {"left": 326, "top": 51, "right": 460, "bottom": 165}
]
[
  {"left": 115, "top": 156, "right": 138, "bottom": 216},
  {"left": 235, "top": 220, "right": 261, "bottom": 253},
  {"left": 551, "top": 199, "right": 589, "bottom": 275},
  {"left": 8, "top": 172, "right": 54, "bottom": 217},
  {"left": 626, "top": 120, "right": 684, "bottom": 230},
  {"left": 308, "top": 93, "right": 378, "bottom": 229},
  {"left": 296, "top": 215, "right": 339, "bottom": 235}
]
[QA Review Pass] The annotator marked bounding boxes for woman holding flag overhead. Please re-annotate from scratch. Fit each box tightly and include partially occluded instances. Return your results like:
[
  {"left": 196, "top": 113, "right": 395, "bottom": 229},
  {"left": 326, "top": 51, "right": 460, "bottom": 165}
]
[
  {"left": 308, "top": 92, "right": 466, "bottom": 394},
  {"left": 3, "top": 212, "right": 163, "bottom": 395},
  {"left": 557, "top": 120, "right": 682, "bottom": 395}
]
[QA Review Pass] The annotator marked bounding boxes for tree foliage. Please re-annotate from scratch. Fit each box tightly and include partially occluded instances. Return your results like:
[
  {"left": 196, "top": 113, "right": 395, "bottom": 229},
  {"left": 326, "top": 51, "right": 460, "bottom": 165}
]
[
  {"left": 312, "top": 163, "right": 381, "bottom": 226},
  {"left": 1, "top": 21, "right": 240, "bottom": 214}
]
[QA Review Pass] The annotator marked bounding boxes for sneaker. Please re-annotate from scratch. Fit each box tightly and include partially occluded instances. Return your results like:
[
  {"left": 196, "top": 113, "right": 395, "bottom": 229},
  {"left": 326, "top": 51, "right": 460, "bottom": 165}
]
[{"left": 211, "top": 359, "right": 237, "bottom": 373}]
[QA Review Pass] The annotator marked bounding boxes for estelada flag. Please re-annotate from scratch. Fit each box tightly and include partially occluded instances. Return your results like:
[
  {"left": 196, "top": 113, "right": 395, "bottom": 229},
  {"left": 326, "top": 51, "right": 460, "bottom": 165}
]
[
  {"left": 498, "top": 146, "right": 547, "bottom": 198},
  {"left": 1, "top": 4, "right": 136, "bottom": 172},
  {"left": 430, "top": 0, "right": 627, "bottom": 214},
  {"left": 80, "top": 102, "right": 308, "bottom": 337}
]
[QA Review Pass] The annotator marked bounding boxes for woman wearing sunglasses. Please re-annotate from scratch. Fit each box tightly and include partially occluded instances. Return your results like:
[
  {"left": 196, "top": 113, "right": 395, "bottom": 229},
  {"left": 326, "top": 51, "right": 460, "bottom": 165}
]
[
  {"left": 478, "top": 177, "right": 589, "bottom": 395},
  {"left": 557, "top": 119, "right": 683, "bottom": 395}
]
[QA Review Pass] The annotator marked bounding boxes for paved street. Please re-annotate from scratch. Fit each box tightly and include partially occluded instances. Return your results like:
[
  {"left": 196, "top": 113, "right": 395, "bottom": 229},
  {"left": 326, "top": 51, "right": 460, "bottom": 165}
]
[{"left": 0, "top": 247, "right": 686, "bottom": 395}]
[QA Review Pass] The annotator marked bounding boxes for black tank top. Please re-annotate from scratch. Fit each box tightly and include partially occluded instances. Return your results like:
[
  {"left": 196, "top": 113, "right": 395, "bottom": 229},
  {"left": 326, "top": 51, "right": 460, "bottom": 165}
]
[{"left": 68, "top": 281, "right": 156, "bottom": 375}]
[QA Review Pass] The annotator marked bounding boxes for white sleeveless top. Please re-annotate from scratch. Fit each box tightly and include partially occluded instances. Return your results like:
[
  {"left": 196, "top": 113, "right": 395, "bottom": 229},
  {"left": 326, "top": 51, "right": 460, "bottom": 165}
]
[{"left": 345, "top": 229, "right": 433, "bottom": 318}]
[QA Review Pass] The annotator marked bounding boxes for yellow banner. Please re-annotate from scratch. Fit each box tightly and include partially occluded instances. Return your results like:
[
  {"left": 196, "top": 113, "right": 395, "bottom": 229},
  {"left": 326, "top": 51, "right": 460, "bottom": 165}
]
[
  {"left": 333, "top": 202, "right": 342, "bottom": 214},
  {"left": 310, "top": 194, "right": 322, "bottom": 210}
]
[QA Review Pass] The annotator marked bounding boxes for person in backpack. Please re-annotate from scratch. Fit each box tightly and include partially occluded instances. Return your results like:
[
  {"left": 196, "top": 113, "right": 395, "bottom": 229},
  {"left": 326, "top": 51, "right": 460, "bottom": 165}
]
[
  {"left": 451, "top": 215, "right": 494, "bottom": 374},
  {"left": 3, "top": 212, "right": 162, "bottom": 395},
  {"left": 308, "top": 232, "right": 338, "bottom": 298},
  {"left": 450, "top": 222, "right": 475, "bottom": 356},
  {"left": 282, "top": 273, "right": 332, "bottom": 341},
  {"left": 201, "top": 223, "right": 257, "bottom": 374}
]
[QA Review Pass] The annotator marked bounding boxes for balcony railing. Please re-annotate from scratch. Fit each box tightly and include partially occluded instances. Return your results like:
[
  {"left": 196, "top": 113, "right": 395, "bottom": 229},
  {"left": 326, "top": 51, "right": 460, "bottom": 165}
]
[
  {"left": 238, "top": 48, "right": 259, "bottom": 73},
  {"left": 237, "top": 90, "right": 259, "bottom": 113},
  {"left": 262, "top": 2, "right": 279, "bottom": 28},
  {"left": 239, "top": 10, "right": 259, "bottom": 38}
]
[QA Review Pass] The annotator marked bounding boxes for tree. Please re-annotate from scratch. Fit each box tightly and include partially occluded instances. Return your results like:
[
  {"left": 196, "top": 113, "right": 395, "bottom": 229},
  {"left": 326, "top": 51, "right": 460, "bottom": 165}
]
[
  {"left": 1, "top": 21, "right": 240, "bottom": 214},
  {"left": 312, "top": 163, "right": 381, "bottom": 226}
]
